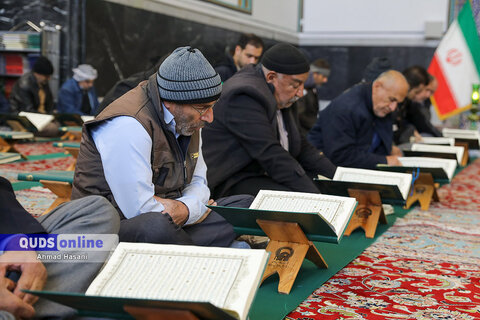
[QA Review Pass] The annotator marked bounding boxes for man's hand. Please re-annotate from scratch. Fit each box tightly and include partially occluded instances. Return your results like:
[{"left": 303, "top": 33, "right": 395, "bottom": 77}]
[
  {"left": 390, "top": 145, "right": 403, "bottom": 156},
  {"left": 154, "top": 197, "right": 190, "bottom": 226},
  {"left": 0, "top": 250, "right": 47, "bottom": 318},
  {"left": 195, "top": 199, "right": 216, "bottom": 224},
  {"left": 0, "top": 277, "right": 35, "bottom": 319},
  {"left": 386, "top": 155, "right": 402, "bottom": 166},
  {"left": 413, "top": 130, "right": 423, "bottom": 143}
]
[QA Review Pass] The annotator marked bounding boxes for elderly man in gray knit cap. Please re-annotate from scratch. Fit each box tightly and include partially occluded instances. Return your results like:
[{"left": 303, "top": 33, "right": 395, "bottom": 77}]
[
  {"left": 202, "top": 43, "right": 336, "bottom": 198},
  {"left": 71, "top": 46, "right": 252, "bottom": 247}
]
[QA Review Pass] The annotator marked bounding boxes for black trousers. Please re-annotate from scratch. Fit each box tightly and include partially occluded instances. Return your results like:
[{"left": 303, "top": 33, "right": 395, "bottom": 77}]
[
  {"left": 119, "top": 194, "right": 253, "bottom": 247},
  {"left": 226, "top": 176, "right": 292, "bottom": 197}
]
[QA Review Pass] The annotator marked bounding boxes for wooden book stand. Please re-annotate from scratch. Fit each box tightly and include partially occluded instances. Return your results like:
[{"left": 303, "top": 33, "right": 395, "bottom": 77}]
[
  {"left": 343, "top": 189, "right": 387, "bottom": 239},
  {"left": 61, "top": 132, "right": 82, "bottom": 141},
  {"left": 64, "top": 147, "right": 79, "bottom": 171},
  {"left": 455, "top": 141, "right": 469, "bottom": 166},
  {"left": 40, "top": 180, "right": 72, "bottom": 215},
  {"left": 0, "top": 137, "right": 11, "bottom": 152},
  {"left": 6, "top": 119, "right": 27, "bottom": 132},
  {"left": 0, "top": 137, "right": 25, "bottom": 158},
  {"left": 256, "top": 219, "right": 327, "bottom": 294},
  {"left": 124, "top": 305, "right": 200, "bottom": 320},
  {"left": 405, "top": 172, "right": 439, "bottom": 211}
]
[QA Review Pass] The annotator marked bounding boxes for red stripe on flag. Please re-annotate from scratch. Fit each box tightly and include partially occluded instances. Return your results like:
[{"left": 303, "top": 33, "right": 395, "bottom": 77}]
[{"left": 428, "top": 55, "right": 458, "bottom": 117}]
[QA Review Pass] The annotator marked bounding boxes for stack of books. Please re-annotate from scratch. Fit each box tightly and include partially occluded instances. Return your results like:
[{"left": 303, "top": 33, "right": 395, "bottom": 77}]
[
  {"left": 0, "top": 152, "right": 21, "bottom": 164},
  {"left": 0, "top": 33, "right": 28, "bottom": 50}
]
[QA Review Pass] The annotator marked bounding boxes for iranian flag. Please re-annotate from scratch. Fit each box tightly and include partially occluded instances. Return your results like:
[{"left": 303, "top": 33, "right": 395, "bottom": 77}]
[{"left": 428, "top": 1, "right": 480, "bottom": 120}]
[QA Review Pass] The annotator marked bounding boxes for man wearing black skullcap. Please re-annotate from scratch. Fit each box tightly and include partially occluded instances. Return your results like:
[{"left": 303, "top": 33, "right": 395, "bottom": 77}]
[
  {"left": 9, "top": 56, "right": 54, "bottom": 113},
  {"left": 72, "top": 46, "right": 252, "bottom": 247},
  {"left": 202, "top": 43, "right": 337, "bottom": 197}
]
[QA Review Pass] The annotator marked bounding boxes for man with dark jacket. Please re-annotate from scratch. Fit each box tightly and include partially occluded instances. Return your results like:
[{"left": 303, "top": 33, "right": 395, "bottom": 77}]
[
  {"left": 394, "top": 66, "right": 441, "bottom": 144},
  {"left": 202, "top": 43, "right": 337, "bottom": 198},
  {"left": 308, "top": 70, "right": 408, "bottom": 169},
  {"left": 292, "top": 58, "right": 330, "bottom": 136},
  {"left": 72, "top": 47, "right": 250, "bottom": 247},
  {"left": 9, "top": 56, "right": 54, "bottom": 114},
  {"left": 214, "top": 33, "right": 264, "bottom": 82}
]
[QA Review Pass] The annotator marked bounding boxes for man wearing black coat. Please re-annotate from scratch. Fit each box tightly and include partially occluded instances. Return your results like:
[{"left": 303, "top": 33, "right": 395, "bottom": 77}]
[
  {"left": 308, "top": 70, "right": 409, "bottom": 169},
  {"left": 202, "top": 43, "right": 336, "bottom": 198},
  {"left": 9, "top": 56, "right": 54, "bottom": 114}
]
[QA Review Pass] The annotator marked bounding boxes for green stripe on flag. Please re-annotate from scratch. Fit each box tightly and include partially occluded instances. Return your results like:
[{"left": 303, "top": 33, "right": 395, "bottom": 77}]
[{"left": 458, "top": 1, "right": 480, "bottom": 75}]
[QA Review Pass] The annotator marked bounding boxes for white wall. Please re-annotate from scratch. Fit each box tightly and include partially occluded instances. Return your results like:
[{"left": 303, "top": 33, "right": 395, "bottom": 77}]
[
  {"left": 104, "top": 0, "right": 450, "bottom": 46},
  {"left": 301, "top": 0, "right": 450, "bottom": 46},
  {"left": 104, "top": 0, "right": 301, "bottom": 43}
]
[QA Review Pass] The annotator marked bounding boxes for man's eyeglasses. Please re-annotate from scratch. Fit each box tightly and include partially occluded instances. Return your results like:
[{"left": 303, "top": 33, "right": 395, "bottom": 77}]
[{"left": 190, "top": 105, "right": 214, "bottom": 116}]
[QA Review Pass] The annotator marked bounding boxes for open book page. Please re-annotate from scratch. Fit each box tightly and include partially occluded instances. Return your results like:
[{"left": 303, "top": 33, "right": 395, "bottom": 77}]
[
  {"left": 411, "top": 143, "right": 464, "bottom": 163},
  {"left": 418, "top": 136, "right": 455, "bottom": 146},
  {"left": 249, "top": 190, "right": 356, "bottom": 237},
  {"left": 333, "top": 167, "right": 412, "bottom": 200},
  {"left": 442, "top": 128, "right": 480, "bottom": 141},
  {"left": 81, "top": 115, "right": 94, "bottom": 122},
  {"left": 18, "top": 112, "right": 54, "bottom": 131},
  {"left": 398, "top": 157, "right": 457, "bottom": 180},
  {"left": 86, "top": 243, "right": 268, "bottom": 320}
]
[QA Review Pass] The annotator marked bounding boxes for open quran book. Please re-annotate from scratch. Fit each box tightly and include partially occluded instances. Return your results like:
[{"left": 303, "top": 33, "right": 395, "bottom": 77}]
[
  {"left": 209, "top": 191, "right": 356, "bottom": 243},
  {"left": 83, "top": 242, "right": 268, "bottom": 320},
  {"left": 411, "top": 143, "right": 464, "bottom": 163},
  {"left": 442, "top": 128, "right": 480, "bottom": 140},
  {"left": 442, "top": 128, "right": 480, "bottom": 149},
  {"left": 331, "top": 166, "right": 412, "bottom": 201},
  {"left": 18, "top": 111, "right": 54, "bottom": 131},
  {"left": 250, "top": 190, "right": 356, "bottom": 241},
  {"left": 418, "top": 136, "right": 455, "bottom": 146},
  {"left": 377, "top": 157, "right": 457, "bottom": 181}
]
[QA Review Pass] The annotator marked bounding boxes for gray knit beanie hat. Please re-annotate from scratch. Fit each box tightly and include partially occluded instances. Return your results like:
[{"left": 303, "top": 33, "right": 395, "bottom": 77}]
[{"left": 157, "top": 46, "right": 222, "bottom": 103}]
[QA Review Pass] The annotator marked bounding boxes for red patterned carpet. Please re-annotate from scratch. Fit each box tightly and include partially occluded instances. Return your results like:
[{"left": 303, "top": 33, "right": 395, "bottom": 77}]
[
  {"left": 14, "top": 187, "right": 56, "bottom": 217},
  {"left": 286, "top": 159, "right": 480, "bottom": 320},
  {"left": 13, "top": 142, "right": 64, "bottom": 156},
  {"left": 0, "top": 157, "right": 75, "bottom": 182}
]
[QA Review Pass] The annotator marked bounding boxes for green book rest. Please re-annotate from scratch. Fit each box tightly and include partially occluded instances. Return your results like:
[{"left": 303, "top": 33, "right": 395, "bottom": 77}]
[
  {"left": 59, "top": 126, "right": 82, "bottom": 132},
  {"left": 53, "top": 141, "right": 81, "bottom": 148},
  {"left": 0, "top": 130, "right": 35, "bottom": 139},
  {"left": 17, "top": 170, "right": 74, "bottom": 214},
  {"left": 208, "top": 206, "right": 351, "bottom": 244},
  {"left": 454, "top": 137, "right": 479, "bottom": 149},
  {"left": 208, "top": 194, "right": 359, "bottom": 294},
  {"left": 17, "top": 170, "right": 74, "bottom": 183},
  {"left": 55, "top": 113, "right": 84, "bottom": 127},
  {"left": 376, "top": 165, "right": 449, "bottom": 182},
  {"left": 402, "top": 150, "right": 458, "bottom": 161},
  {"left": 0, "top": 114, "right": 39, "bottom": 132},
  {"left": 314, "top": 179, "right": 406, "bottom": 205},
  {"left": 25, "top": 291, "right": 236, "bottom": 320}
]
